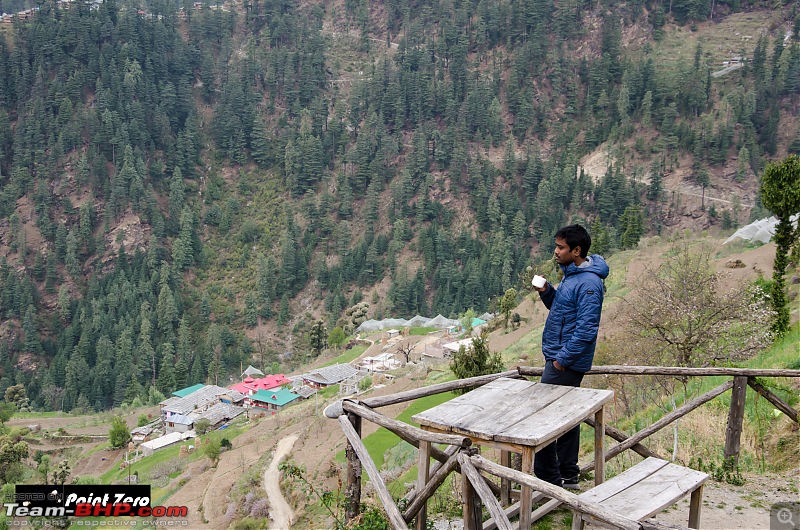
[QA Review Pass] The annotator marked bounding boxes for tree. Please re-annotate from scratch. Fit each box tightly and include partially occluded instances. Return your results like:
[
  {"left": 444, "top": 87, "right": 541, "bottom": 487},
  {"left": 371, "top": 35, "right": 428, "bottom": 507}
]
[
  {"left": 308, "top": 320, "right": 327, "bottom": 357},
  {"left": 109, "top": 417, "right": 131, "bottom": 449},
  {"left": 499, "top": 288, "right": 517, "bottom": 329},
  {"left": 345, "top": 302, "right": 369, "bottom": 333},
  {"left": 624, "top": 243, "right": 774, "bottom": 368},
  {"left": 328, "top": 327, "right": 346, "bottom": 351},
  {"left": 0, "top": 402, "right": 16, "bottom": 424},
  {"left": 194, "top": 418, "right": 212, "bottom": 435},
  {"left": 450, "top": 332, "right": 504, "bottom": 394},
  {"left": 0, "top": 434, "right": 28, "bottom": 482},
  {"left": 396, "top": 341, "right": 414, "bottom": 365},
  {"left": 204, "top": 437, "right": 221, "bottom": 464},
  {"left": 459, "top": 309, "right": 477, "bottom": 334},
  {"left": 4, "top": 385, "right": 29, "bottom": 412},
  {"left": 760, "top": 155, "right": 800, "bottom": 336}
]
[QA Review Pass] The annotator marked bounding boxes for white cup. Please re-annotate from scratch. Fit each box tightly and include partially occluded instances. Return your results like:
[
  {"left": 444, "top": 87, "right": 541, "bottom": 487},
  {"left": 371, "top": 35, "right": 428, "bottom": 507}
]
[{"left": 532, "top": 275, "right": 547, "bottom": 289}]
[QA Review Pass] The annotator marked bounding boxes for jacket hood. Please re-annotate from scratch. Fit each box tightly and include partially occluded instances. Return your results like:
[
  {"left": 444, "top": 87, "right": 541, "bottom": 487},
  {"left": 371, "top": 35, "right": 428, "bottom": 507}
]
[{"left": 562, "top": 254, "right": 609, "bottom": 280}]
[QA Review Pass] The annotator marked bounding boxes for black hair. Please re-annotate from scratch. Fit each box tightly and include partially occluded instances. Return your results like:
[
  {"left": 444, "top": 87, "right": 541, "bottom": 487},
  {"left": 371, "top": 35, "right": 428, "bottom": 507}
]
[{"left": 555, "top": 224, "right": 591, "bottom": 258}]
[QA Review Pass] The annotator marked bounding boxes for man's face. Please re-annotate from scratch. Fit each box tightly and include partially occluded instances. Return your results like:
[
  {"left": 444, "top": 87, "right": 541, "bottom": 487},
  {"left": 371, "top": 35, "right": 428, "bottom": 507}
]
[{"left": 554, "top": 237, "right": 581, "bottom": 266}]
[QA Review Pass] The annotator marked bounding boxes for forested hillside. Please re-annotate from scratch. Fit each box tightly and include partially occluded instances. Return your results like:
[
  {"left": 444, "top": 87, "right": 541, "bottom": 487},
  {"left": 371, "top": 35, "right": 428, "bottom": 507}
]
[{"left": 0, "top": 0, "right": 798, "bottom": 411}]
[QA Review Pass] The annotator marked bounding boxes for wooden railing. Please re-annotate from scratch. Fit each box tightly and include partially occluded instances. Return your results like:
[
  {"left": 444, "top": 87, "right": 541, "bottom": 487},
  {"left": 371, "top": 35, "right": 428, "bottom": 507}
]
[{"left": 325, "top": 365, "right": 800, "bottom": 530}]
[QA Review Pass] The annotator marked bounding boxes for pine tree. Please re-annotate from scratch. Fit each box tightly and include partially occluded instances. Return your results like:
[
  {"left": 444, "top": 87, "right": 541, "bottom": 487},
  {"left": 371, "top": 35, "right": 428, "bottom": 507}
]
[
  {"left": 245, "top": 293, "right": 258, "bottom": 328},
  {"left": 168, "top": 167, "right": 185, "bottom": 234},
  {"left": 156, "top": 343, "right": 177, "bottom": 394}
]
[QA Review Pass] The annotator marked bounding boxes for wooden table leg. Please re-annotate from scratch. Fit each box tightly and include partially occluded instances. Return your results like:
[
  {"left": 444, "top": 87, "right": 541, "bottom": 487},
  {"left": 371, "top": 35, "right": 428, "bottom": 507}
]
[
  {"left": 688, "top": 484, "right": 704, "bottom": 529},
  {"left": 594, "top": 406, "right": 605, "bottom": 486},
  {"left": 520, "top": 447, "right": 534, "bottom": 530},
  {"left": 500, "top": 450, "right": 511, "bottom": 506},
  {"left": 416, "top": 440, "right": 430, "bottom": 530}
]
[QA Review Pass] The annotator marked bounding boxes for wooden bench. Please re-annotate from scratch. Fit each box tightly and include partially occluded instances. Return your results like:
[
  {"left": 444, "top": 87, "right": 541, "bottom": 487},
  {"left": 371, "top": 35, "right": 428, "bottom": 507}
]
[{"left": 572, "top": 457, "right": 708, "bottom": 529}]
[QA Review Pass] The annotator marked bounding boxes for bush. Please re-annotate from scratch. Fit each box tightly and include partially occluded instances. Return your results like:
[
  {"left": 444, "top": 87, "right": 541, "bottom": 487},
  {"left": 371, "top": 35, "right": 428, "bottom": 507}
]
[
  {"left": 108, "top": 417, "right": 131, "bottom": 449},
  {"left": 220, "top": 438, "right": 232, "bottom": 450},
  {"left": 204, "top": 438, "right": 221, "bottom": 463},
  {"left": 194, "top": 418, "right": 212, "bottom": 435}
]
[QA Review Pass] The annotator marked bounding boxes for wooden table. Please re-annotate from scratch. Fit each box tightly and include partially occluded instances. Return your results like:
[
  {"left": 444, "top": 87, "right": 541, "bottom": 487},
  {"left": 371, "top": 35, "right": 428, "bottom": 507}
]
[{"left": 412, "top": 377, "right": 614, "bottom": 530}]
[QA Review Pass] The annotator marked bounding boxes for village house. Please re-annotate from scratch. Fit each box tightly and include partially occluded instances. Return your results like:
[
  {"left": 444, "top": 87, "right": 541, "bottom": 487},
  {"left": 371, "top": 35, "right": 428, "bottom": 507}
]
[
  {"left": 164, "top": 414, "right": 194, "bottom": 434},
  {"left": 140, "top": 431, "right": 194, "bottom": 457},
  {"left": 195, "top": 402, "right": 246, "bottom": 429},
  {"left": 229, "top": 374, "right": 292, "bottom": 406},
  {"left": 250, "top": 388, "right": 300, "bottom": 413},
  {"left": 160, "top": 385, "right": 245, "bottom": 418},
  {"left": 301, "top": 363, "right": 359, "bottom": 389}
]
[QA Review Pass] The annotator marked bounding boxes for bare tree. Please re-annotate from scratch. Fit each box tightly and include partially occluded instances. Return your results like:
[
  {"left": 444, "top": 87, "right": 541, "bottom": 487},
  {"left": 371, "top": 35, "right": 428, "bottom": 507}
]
[
  {"left": 396, "top": 341, "right": 414, "bottom": 365},
  {"left": 624, "top": 243, "right": 774, "bottom": 369},
  {"left": 621, "top": 243, "right": 774, "bottom": 461}
]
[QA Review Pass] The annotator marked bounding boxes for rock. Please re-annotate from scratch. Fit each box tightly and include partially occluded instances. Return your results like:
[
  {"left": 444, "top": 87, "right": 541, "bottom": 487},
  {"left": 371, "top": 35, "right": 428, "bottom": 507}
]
[
  {"left": 791, "top": 275, "right": 799, "bottom": 285},
  {"left": 725, "top": 259, "right": 746, "bottom": 269}
]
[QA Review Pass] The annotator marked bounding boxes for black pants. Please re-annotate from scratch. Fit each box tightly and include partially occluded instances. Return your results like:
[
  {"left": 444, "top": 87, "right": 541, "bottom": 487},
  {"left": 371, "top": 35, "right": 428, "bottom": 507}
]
[{"left": 533, "top": 360, "right": 585, "bottom": 486}]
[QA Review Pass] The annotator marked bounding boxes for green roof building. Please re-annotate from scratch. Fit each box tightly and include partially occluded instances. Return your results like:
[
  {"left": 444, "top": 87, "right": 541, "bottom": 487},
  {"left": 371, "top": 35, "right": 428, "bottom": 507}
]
[
  {"left": 172, "top": 383, "right": 205, "bottom": 398},
  {"left": 250, "top": 388, "right": 300, "bottom": 412}
]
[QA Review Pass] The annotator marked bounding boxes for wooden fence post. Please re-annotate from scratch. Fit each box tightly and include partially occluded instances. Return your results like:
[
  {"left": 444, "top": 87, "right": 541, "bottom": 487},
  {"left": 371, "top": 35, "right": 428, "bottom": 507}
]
[
  {"left": 724, "top": 376, "right": 748, "bottom": 464},
  {"left": 462, "top": 461, "right": 482, "bottom": 530},
  {"left": 416, "top": 440, "right": 430, "bottom": 530},
  {"left": 345, "top": 412, "right": 362, "bottom": 522}
]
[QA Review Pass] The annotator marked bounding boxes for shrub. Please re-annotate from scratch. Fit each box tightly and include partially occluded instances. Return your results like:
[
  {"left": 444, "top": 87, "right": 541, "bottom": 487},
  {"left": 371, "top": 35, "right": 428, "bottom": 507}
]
[{"left": 194, "top": 418, "right": 212, "bottom": 435}]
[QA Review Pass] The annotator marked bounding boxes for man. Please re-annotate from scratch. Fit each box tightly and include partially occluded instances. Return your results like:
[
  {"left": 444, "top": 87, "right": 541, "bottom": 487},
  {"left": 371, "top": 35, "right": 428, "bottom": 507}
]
[{"left": 531, "top": 224, "right": 609, "bottom": 489}]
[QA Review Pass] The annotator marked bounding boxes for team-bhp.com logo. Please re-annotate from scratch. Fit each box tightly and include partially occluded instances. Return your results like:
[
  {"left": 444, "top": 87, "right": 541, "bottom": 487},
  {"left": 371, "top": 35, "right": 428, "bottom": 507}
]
[{"left": 6, "top": 485, "right": 187, "bottom": 519}]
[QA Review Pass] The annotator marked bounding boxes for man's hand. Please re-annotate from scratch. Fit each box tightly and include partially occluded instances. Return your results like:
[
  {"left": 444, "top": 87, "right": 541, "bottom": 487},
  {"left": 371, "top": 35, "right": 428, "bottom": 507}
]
[
  {"left": 534, "top": 283, "right": 548, "bottom": 293},
  {"left": 553, "top": 360, "right": 565, "bottom": 371}
]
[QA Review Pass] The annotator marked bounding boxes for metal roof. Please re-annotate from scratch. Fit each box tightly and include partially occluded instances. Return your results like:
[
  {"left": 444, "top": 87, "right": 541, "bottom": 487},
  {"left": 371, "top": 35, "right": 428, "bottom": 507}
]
[
  {"left": 163, "top": 385, "right": 244, "bottom": 415},
  {"left": 251, "top": 388, "right": 301, "bottom": 407},
  {"left": 302, "top": 363, "right": 359, "bottom": 385},
  {"left": 172, "top": 383, "right": 205, "bottom": 398},
  {"left": 166, "top": 414, "right": 194, "bottom": 425},
  {"left": 294, "top": 386, "right": 317, "bottom": 399},
  {"left": 141, "top": 431, "right": 195, "bottom": 451},
  {"left": 193, "top": 403, "right": 245, "bottom": 426}
]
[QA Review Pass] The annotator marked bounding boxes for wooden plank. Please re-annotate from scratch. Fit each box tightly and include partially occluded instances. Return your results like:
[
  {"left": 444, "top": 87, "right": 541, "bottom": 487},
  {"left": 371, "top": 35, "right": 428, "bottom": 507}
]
[
  {"left": 640, "top": 519, "right": 694, "bottom": 530},
  {"left": 528, "top": 498, "right": 561, "bottom": 524},
  {"left": 344, "top": 412, "right": 362, "bottom": 522},
  {"left": 403, "top": 450, "right": 459, "bottom": 523},
  {"left": 482, "top": 495, "right": 547, "bottom": 530},
  {"left": 582, "top": 380, "right": 733, "bottom": 472},
  {"left": 456, "top": 381, "right": 571, "bottom": 432},
  {"left": 415, "top": 441, "right": 430, "bottom": 530},
  {"left": 459, "top": 454, "right": 514, "bottom": 530},
  {"left": 583, "top": 462, "right": 707, "bottom": 521},
  {"left": 403, "top": 445, "right": 459, "bottom": 506},
  {"left": 594, "top": 406, "right": 605, "bottom": 486},
  {"left": 500, "top": 451, "right": 511, "bottom": 506},
  {"left": 468, "top": 454, "right": 640, "bottom": 530},
  {"left": 725, "top": 376, "right": 748, "bottom": 463},
  {"left": 518, "top": 365, "right": 800, "bottom": 378},
  {"left": 519, "top": 448, "right": 533, "bottom": 530},
  {"left": 411, "top": 378, "right": 543, "bottom": 435},
  {"left": 579, "top": 458, "right": 670, "bottom": 503},
  {"left": 748, "top": 379, "right": 798, "bottom": 422},
  {"left": 583, "top": 418, "right": 663, "bottom": 459},
  {"left": 362, "top": 370, "right": 521, "bottom": 408},
  {"left": 498, "top": 387, "right": 613, "bottom": 445},
  {"left": 338, "top": 416, "right": 409, "bottom": 530},
  {"left": 463, "top": 459, "right": 482, "bottom": 530},
  {"left": 343, "top": 400, "right": 472, "bottom": 447}
]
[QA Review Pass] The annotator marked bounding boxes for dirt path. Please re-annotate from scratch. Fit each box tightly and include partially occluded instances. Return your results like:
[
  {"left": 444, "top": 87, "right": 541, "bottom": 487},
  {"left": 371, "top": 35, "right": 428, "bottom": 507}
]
[{"left": 264, "top": 434, "right": 299, "bottom": 530}]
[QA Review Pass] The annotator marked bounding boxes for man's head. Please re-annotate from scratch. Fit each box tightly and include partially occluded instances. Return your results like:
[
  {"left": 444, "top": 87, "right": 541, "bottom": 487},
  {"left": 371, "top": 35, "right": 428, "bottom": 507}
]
[{"left": 554, "top": 224, "right": 591, "bottom": 266}]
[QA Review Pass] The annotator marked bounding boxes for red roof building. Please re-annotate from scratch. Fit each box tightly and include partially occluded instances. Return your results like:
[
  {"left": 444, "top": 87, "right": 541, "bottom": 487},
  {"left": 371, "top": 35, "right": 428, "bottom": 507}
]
[{"left": 229, "top": 374, "right": 292, "bottom": 397}]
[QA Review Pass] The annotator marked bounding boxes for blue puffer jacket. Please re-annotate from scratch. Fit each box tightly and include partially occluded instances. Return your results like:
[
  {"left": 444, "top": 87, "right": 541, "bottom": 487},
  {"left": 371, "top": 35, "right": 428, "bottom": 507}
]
[{"left": 539, "top": 254, "right": 609, "bottom": 373}]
